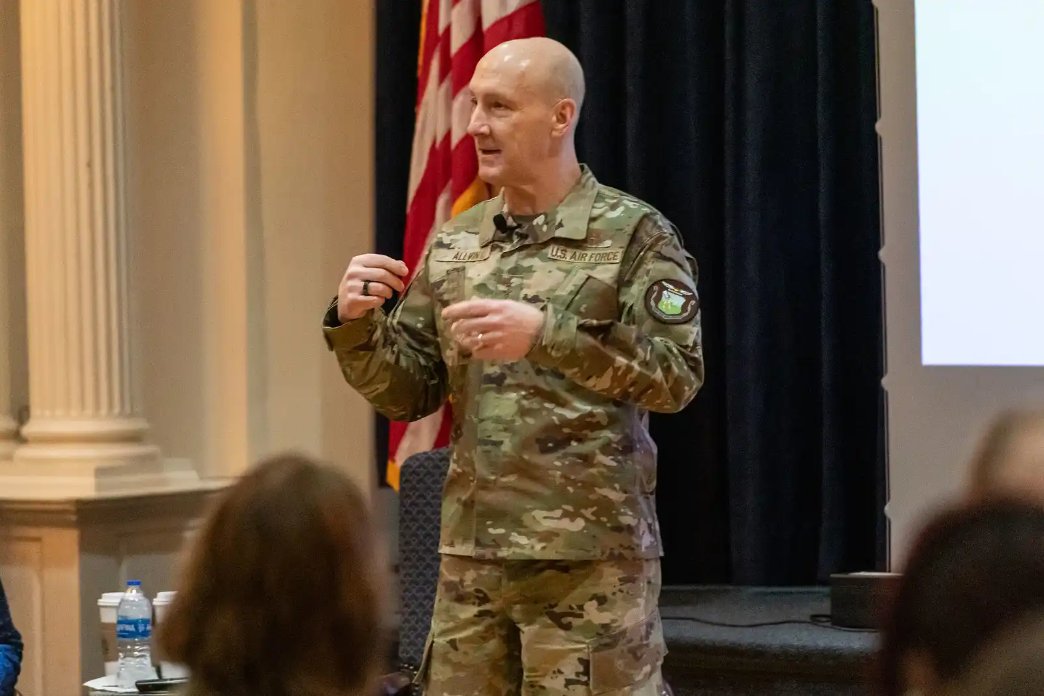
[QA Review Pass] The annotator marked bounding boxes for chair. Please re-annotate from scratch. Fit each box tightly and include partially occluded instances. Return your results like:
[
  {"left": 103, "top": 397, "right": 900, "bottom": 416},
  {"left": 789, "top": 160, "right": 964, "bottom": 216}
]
[{"left": 396, "top": 447, "right": 450, "bottom": 672}]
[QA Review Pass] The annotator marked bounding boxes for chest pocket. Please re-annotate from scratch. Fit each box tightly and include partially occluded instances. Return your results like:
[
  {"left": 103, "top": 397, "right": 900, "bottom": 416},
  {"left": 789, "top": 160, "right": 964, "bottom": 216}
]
[
  {"left": 430, "top": 265, "right": 466, "bottom": 311},
  {"left": 552, "top": 268, "right": 619, "bottom": 323},
  {"left": 429, "top": 245, "right": 492, "bottom": 306}
]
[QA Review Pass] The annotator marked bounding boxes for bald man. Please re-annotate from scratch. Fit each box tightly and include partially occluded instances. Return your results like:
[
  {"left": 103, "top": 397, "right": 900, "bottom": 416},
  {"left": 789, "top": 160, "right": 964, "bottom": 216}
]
[{"left": 324, "top": 38, "right": 702, "bottom": 695}]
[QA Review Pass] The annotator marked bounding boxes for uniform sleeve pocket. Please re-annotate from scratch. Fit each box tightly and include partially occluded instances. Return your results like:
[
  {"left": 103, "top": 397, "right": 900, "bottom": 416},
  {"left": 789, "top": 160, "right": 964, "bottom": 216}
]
[
  {"left": 588, "top": 610, "right": 666, "bottom": 694},
  {"left": 556, "top": 272, "right": 618, "bottom": 323}
]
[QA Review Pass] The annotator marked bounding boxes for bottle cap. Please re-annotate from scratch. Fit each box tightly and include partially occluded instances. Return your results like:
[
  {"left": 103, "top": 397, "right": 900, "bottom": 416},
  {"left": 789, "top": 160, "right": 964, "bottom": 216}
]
[{"left": 127, "top": 579, "right": 142, "bottom": 586}]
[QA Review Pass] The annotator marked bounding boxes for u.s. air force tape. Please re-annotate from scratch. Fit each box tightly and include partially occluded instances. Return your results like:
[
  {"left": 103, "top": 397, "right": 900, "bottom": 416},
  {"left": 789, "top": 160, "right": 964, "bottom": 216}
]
[{"left": 645, "top": 279, "right": 699, "bottom": 324}]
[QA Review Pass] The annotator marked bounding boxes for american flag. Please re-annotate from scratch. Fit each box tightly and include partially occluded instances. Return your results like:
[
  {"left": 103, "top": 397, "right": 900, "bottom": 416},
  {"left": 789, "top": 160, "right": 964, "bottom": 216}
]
[{"left": 386, "top": 0, "right": 545, "bottom": 489}]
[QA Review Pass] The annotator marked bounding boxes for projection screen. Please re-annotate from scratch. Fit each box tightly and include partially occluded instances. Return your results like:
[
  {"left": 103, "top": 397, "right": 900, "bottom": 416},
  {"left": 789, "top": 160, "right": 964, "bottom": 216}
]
[{"left": 876, "top": 0, "right": 1044, "bottom": 563}]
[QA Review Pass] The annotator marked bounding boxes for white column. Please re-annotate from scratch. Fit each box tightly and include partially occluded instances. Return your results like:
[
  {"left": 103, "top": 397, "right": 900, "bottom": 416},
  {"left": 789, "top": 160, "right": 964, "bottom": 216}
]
[{"left": 11, "top": 0, "right": 192, "bottom": 493}]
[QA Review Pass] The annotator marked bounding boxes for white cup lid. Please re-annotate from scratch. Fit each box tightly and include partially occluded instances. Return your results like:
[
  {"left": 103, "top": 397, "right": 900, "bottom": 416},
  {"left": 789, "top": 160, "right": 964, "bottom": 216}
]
[
  {"left": 98, "top": 592, "right": 124, "bottom": 605},
  {"left": 154, "top": 591, "right": 177, "bottom": 601}
]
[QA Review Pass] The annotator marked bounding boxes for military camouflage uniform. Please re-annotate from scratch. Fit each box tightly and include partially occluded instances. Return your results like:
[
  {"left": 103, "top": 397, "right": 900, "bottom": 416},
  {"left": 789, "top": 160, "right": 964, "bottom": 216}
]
[{"left": 324, "top": 167, "right": 703, "bottom": 695}]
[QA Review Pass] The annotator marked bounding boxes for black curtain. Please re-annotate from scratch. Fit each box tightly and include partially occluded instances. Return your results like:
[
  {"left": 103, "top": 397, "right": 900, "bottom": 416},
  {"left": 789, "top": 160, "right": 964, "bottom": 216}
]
[
  {"left": 374, "top": 0, "right": 423, "bottom": 475},
  {"left": 374, "top": 0, "right": 884, "bottom": 585}
]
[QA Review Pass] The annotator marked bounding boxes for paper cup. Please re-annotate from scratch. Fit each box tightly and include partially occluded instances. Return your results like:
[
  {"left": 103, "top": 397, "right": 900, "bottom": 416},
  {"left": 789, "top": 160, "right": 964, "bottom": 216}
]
[
  {"left": 152, "top": 591, "right": 189, "bottom": 679},
  {"left": 152, "top": 591, "right": 176, "bottom": 623},
  {"left": 97, "top": 592, "right": 124, "bottom": 676}
]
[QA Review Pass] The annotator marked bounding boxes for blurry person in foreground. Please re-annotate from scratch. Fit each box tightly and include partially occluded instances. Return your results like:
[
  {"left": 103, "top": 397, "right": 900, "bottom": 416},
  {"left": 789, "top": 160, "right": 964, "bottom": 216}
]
[
  {"left": 966, "top": 408, "right": 1044, "bottom": 505},
  {"left": 160, "top": 454, "right": 385, "bottom": 696},
  {"left": 878, "top": 500, "right": 1044, "bottom": 696},
  {"left": 942, "top": 611, "right": 1044, "bottom": 696}
]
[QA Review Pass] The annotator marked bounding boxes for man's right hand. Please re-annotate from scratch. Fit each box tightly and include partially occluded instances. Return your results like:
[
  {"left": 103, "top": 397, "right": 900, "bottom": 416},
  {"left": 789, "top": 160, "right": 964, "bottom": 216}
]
[{"left": 337, "top": 254, "right": 410, "bottom": 322}]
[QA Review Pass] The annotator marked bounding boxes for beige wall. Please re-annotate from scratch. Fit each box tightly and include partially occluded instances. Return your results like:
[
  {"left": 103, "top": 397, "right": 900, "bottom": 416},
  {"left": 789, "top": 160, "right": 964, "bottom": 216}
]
[
  {"left": 0, "top": 0, "right": 28, "bottom": 428},
  {"left": 255, "top": 0, "right": 376, "bottom": 491},
  {"left": 1, "top": 3, "right": 378, "bottom": 692},
  {"left": 122, "top": 0, "right": 375, "bottom": 489}
]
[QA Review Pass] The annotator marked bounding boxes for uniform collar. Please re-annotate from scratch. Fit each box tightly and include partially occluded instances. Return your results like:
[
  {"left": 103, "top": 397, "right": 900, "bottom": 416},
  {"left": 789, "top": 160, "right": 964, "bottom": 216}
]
[{"left": 478, "top": 165, "right": 598, "bottom": 246}]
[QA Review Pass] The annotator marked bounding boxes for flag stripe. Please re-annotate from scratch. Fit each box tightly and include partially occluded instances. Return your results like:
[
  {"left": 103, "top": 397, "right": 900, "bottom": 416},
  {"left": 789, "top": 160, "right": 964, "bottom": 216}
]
[
  {"left": 480, "top": 0, "right": 537, "bottom": 30},
  {"left": 452, "top": 176, "right": 489, "bottom": 217},
  {"left": 450, "top": 136, "right": 479, "bottom": 203},
  {"left": 450, "top": 0, "right": 479, "bottom": 56},
  {"left": 416, "top": 0, "right": 440, "bottom": 101},
  {"left": 483, "top": 1, "right": 544, "bottom": 50},
  {"left": 403, "top": 133, "right": 452, "bottom": 276},
  {"left": 406, "top": 72, "right": 452, "bottom": 211},
  {"left": 437, "top": 0, "right": 453, "bottom": 34},
  {"left": 452, "top": 17, "right": 485, "bottom": 94}
]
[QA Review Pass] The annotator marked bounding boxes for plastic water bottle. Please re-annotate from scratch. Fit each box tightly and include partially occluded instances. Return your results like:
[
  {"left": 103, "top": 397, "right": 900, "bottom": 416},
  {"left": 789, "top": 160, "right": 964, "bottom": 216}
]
[{"left": 116, "top": 580, "right": 157, "bottom": 688}]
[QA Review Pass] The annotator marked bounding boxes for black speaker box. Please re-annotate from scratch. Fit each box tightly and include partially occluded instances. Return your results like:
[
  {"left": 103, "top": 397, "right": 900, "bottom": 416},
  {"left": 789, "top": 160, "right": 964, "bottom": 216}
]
[{"left": 829, "top": 572, "right": 901, "bottom": 629}]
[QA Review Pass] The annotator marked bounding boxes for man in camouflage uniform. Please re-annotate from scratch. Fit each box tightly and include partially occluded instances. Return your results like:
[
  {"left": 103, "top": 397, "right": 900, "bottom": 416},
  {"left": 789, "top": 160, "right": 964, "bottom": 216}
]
[{"left": 324, "top": 37, "right": 702, "bottom": 695}]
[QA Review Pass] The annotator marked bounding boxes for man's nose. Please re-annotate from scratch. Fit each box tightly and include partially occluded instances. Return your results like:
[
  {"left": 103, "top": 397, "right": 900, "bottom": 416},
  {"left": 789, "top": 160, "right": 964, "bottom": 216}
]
[{"left": 467, "top": 108, "right": 489, "bottom": 137}]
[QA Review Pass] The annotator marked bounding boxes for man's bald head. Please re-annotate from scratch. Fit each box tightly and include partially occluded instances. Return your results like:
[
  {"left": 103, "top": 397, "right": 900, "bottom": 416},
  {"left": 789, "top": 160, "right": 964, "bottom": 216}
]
[
  {"left": 467, "top": 38, "right": 585, "bottom": 189},
  {"left": 476, "top": 37, "right": 585, "bottom": 113}
]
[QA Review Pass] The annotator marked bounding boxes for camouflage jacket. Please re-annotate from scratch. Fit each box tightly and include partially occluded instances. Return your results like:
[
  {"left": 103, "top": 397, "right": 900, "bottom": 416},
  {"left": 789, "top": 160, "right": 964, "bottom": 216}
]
[{"left": 324, "top": 167, "right": 703, "bottom": 559}]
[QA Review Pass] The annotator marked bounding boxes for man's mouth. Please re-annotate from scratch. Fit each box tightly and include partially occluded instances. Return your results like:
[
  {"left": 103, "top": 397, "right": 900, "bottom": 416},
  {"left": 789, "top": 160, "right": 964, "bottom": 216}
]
[{"left": 478, "top": 147, "right": 501, "bottom": 157}]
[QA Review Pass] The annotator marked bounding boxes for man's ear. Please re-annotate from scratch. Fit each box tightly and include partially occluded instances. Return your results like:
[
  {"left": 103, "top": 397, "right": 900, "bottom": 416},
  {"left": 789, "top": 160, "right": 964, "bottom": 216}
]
[{"left": 550, "top": 98, "right": 577, "bottom": 137}]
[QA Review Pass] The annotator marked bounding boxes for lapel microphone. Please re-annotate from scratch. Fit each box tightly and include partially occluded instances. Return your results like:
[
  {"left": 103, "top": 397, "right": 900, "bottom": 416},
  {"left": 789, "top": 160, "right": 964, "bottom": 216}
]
[{"left": 493, "top": 213, "right": 522, "bottom": 239}]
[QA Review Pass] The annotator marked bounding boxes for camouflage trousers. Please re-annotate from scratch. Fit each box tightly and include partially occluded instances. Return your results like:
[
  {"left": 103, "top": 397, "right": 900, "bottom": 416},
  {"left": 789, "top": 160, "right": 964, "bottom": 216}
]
[{"left": 418, "top": 554, "right": 666, "bottom": 696}]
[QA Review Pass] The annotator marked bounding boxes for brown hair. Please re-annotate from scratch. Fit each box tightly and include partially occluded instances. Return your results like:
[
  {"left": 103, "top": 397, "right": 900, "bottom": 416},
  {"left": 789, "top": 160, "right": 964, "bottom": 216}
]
[
  {"left": 878, "top": 501, "right": 1044, "bottom": 696},
  {"left": 944, "top": 611, "right": 1044, "bottom": 696},
  {"left": 966, "top": 409, "right": 1044, "bottom": 500},
  {"left": 160, "top": 454, "right": 385, "bottom": 696}
]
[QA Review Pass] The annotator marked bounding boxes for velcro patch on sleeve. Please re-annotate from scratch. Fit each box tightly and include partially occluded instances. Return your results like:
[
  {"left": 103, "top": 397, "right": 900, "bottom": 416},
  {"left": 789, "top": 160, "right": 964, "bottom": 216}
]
[{"left": 644, "top": 279, "right": 699, "bottom": 324}]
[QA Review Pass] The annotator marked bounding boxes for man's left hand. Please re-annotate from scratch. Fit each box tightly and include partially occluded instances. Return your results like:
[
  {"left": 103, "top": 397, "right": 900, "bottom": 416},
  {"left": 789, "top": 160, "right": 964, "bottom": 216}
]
[{"left": 442, "top": 299, "right": 544, "bottom": 361}]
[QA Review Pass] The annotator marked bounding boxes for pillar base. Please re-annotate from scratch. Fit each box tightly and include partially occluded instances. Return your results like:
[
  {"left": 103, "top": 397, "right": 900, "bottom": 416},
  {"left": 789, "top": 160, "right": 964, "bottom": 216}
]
[
  {"left": 0, "top": 415, "right": 17, "bottom": 460},
  {"left": 0, "top": 444, "right": 200, "bottom": 497},
  {"left": 0, "top": 483, "right": 227, "bottom": 696}
]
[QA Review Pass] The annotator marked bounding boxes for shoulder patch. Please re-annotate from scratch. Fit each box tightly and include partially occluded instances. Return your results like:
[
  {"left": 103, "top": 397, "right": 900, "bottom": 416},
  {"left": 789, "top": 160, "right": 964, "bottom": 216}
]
[{"left": 645, "top": 279, "right": 699, "bottom": 324}]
